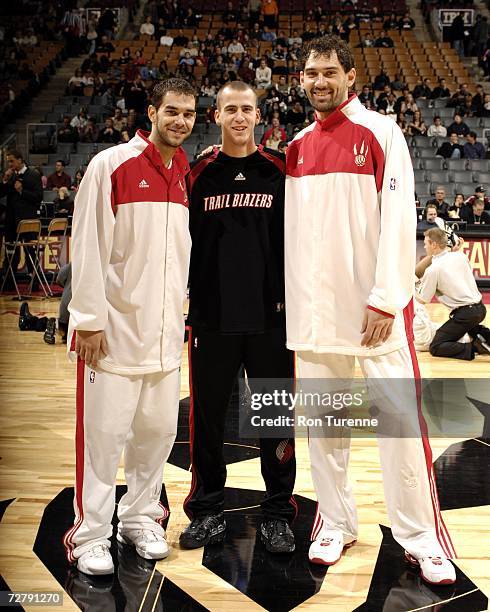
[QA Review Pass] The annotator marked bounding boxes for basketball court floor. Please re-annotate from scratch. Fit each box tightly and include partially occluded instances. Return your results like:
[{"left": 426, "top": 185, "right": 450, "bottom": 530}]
[{"left": 0, "top": 296, "right": 488, "bottom": 611}]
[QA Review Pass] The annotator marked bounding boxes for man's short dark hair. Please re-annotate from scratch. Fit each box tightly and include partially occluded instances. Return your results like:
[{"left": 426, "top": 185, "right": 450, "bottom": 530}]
[
  {"left": 56, "top": 159, "right": 66, "bottom": 166},
  {"left": 150, "top": 78, "right": 197, "bottom": 110},
  {"left": 434, "top": 115, "right": 441, "bottom": 121},
  {"left": 7, "top": 149, "right": 23, "bottom": 161},
  {"left": 299, "top": 35, "right": 355, "bottom": 72},
  {"left": 468, "top": 130, "right": 477, "bottom": 139}
]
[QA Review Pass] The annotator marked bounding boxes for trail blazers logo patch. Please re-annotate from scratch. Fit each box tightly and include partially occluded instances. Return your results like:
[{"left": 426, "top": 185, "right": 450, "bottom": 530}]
[{"left": 354, "top": 141, "right": 369, "bottom": 167}]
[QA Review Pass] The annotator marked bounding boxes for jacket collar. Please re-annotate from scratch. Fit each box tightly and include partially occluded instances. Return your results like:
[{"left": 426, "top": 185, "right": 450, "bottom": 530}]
[
  {"left": 315, "top": 92, "right": 360, "bottom": 131},
  {"left": 134, "top": 129, "right": 190, "bottom": 177}
]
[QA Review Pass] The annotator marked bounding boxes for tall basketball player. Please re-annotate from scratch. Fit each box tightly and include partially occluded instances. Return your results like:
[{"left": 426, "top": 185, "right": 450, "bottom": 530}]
[
  {"left": 285, "top": 35, "right": 457, "bottom": 585},
  {"left": 180, "top": 81, "right": 297, "bottom": 553},
  {"left": 64, "top": 79, "right": 196, "bottom": 575}
]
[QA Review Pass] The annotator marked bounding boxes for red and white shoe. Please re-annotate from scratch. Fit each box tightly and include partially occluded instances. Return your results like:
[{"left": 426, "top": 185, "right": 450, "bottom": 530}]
[
  {"left": 308, "top": 530, "right": 355, "bottom": 566},
  {"left": 405, "top": 551, "right": 456, "bottom": 585}
]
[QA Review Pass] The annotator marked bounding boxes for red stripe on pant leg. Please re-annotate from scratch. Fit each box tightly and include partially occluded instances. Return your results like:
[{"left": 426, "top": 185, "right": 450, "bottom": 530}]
[
  {"left": 289, "top": 495, "right": 298, "bottom": 522},
  {"left": 183, "top": 327, "right": 197, "bottom": 519},
  {"left": 63, "top": 357, "right": 86, "bottom": 562},
  {"left": 403, "top": 300, "right": 456, "bottom": 559},
  {"left": 310, "top": 503, "right": 321, "bottom": 541}
]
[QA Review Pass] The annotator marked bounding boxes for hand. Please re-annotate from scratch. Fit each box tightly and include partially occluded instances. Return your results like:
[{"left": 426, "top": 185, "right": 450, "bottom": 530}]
[
  {"left": 451, "top": 237, "right": 464, "bottom": 252},
  {"left": 361, "top": 308, "right": 394, "bottom": 348},
  {"left": 3, "top": 168, "right": 14, "bottom": 182},
  {"left": 14, "top": 180, "right": 22, "bottom": 193},
  {"left": 198, "top": 144, "right": 220, "bottom": 158},
  {"left": 75, "top": 330, "right": 108, "bottom": 369}
]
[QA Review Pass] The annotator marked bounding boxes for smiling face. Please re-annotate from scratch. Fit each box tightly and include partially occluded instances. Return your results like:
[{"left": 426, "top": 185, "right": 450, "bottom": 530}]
[
  {"left": 215, "top": 85, "right": 260, "bottom": 153},
  {"left": 148, "top": 91, "right": 196, "bottom": 149},
  {"left": 300, "top": 51, "right": 356, "bottom": 119}
]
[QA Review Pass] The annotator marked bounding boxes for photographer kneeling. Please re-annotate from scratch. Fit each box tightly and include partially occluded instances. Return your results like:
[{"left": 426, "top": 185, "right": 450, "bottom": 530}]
[{"left": 416, "top": 228, "right": 490, "bottom": 360}]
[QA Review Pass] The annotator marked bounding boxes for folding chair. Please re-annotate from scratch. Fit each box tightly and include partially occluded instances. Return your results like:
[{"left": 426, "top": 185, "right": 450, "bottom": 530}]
[
  {"left": 0, "top": 219, "right": 51, "bottom": 299},
  {"left": 38, "top": 217, "right": 69, "bottom": 291}
]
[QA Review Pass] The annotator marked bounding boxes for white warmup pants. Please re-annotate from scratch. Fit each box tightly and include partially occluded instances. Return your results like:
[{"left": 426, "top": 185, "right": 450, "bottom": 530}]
[
  {"left": 64, "top": 360, "right": 180, "bottom": 561},
  {"left": 296, "top": 345, "right": 456, "bottom": 559}
]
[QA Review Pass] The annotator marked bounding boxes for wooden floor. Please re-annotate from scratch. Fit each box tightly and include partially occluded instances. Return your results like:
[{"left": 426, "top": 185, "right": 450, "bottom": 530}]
[{"left": 0, "top": 295, "right": 489, "bottom": 611}]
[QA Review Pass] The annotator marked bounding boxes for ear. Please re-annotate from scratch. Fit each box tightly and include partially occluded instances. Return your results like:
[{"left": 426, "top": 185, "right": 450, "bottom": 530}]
[
  {"left": 347, "top": 67, "right": 356, "bottom": 89},
  {"left": 255, "top": 107, "right": 261, "bottom": 126},
  {"left": 299, "top": 70, "right": 305, "bottom": 88},
  {"left": 214, "top": 108, "right": 221, "bottom": 125},
  {"left": 147, "top": 104, "right": 157, "bottom": 124}
]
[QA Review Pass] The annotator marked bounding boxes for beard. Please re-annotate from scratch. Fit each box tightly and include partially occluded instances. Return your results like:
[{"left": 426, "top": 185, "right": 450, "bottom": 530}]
[
  {"left": 307, "top": 89, "right": 345, "bottom": 113},
  {"left": 155, "top": 123, "right": 186, "bottom": 149}
]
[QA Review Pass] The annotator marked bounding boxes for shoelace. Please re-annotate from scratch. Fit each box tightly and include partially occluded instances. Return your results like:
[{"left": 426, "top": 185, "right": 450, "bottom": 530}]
[
  {"left": 91, "top": 544, "right": 110, "bottom": 558},
  {"left": 138, "top": 529, "right": 164, "bottom": 542}
]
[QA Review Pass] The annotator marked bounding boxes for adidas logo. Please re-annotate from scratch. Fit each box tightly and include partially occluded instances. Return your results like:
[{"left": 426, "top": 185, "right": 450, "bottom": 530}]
[
  {"left": 139, "top": 179, "right": 150, "bottom": 188},
  {"left": 298, "top": 156, "right": 304, "bottom": 165},
  {"left": 234, "top": 172, "right": 246, "bottom": 181}
]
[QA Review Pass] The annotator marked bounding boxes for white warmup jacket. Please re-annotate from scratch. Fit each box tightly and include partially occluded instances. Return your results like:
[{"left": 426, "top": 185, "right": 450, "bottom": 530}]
[
  {"left": 285, "top": 93, "right": 416, "bottom": 357},
  {"left": 68, "top": 130, "right": 192, "bottom": 374}
]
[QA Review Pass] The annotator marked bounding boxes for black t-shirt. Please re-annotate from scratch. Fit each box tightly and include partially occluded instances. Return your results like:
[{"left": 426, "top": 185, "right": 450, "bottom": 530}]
[{"left": 187, "top": 146, "right": 285, "bottom": 333}]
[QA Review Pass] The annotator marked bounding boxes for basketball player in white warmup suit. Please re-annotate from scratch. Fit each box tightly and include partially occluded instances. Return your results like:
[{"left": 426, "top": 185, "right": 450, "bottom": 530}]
[{"left": 284, "top": 36, "right": 456, "bottom": 585}]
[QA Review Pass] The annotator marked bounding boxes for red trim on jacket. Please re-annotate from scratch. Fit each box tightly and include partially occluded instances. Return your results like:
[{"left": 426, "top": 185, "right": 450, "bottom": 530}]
[
  {"left": 367, "top": 305, "right": 395, "bottom": 319},
  {"left": 186, "top": 146, "right": 220, "bottom": 197}
]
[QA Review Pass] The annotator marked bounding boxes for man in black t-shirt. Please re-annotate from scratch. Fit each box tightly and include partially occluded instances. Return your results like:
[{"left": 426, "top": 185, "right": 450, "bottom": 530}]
[{"left": 180, "top": 81, "right": 297, "bottom": 554}]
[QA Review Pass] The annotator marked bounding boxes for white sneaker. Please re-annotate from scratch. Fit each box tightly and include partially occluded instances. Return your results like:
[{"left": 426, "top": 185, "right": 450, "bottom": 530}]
[
  {"left": 405, "top": 552, "right": 456, "bottom": 585},
  {"left": 308, "top": 529, "right": 355, "bottom": 566},
  {"left": 77, "top": 544, "right": 114, "bottom": 576},
  {"left": 117, "top": 528, "right": 170, "bottom": 560}
]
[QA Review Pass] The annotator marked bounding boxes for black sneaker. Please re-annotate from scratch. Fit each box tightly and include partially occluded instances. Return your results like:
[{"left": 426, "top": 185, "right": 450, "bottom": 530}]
[
  {"left": 179, "top": 513, "right": 226, "bottom": 549},
  {"left": 474, "top": 334, "right": 490, "bottom": 356},
  {"left": 260, "top": 519, "right": 295, "bottom": 554},
  {"left": 19, "top": 302, "right": 36, "bottom": 331},
  {"left": 43, "top": 318, "right": 56, "bottom": 344}
]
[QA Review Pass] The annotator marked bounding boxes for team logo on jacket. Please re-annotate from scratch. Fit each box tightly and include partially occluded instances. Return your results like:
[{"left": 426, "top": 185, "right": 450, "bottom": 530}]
[
  {"left": 89, "top": 370, "right": 96, "bottom": 383},
  {"left": 178, "top": 179, "right": 188, "bottom": 203},
  {"left": 353, "top": 141, "right": 369, "bottom": 167}
]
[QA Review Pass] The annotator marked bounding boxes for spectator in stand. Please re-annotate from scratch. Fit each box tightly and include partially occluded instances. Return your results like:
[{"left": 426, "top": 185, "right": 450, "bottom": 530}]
[
  {"left": 96, "top": 35, "right": 115, "bottom": 53},
  {"left": 173, "top": 29, "right": 189, "bottom": 48},
  {"left": 264, "top": 126, "right": 283, "bottom": 150},
  {"left": 178, "top": 52, "right": 195, "bottom": 76},
  {"left": 248, "top": 0, "right": 261, "bottom": 26},
  {"left": 432, "top": 78, "right": 450, "bottom": 99},
  {"left": 413, "top": 78, "right": 432, "bottom": 100},
  {"left": 464, "top": 131, "right": 486, "bottom": 159},
  {"left": 79, "top": 118, "right": 99, "bottom": 143},
  {"left": 111, "top": 108, "right": 125, "bottom": 132},
  {"left": 447, "top": 113, "right": 469, "bottom": 138},
  {"left": 68, "top": 70, "right": 84, "bottom": 95},
  {"left": 383, "top": 12, "right": 398, "bottom": 30},
  {"left": 99, "top": 117, "right": 120, "bottom": 144},
  {"left": 228, "top": 38, "right": 245, "bottom": 56},
  {"left": 436, "top": 132, "right": 465, "bottom": 159},
  {"left": 358, "top": 84, "right": 374, "bottom": 106},
  {"left": 407, "top": 110, "right": 427, "bottom": 135},
  {"left": 449, "top": 11, "right": 465, "bottom": 57},
  {"left": 57, "top": 116, "right": 78, "bottom": 144},
  {"left": 46, "top": 160, "right": 71, "bottom": 192},
  {"left": 471, "top": 84, "right": 485, "bottom": 116},
  {"left": 261, "top": 116, "right": 286, "bottom": 145},
  {"left": 261, "top": 25, "right": 276, "bottom": 42},
  {"left": 286, "top": 101, "right": 306, "bottom": 127},
  {"left": 358, "top": 34, "right": 375, "bottom": 48},
  {"left": 464, "top": 186, "right": 490, "bottom": 210},
  {"left": 448, "top": 193, "right": 465, "bottom": 219},
  {"left": 278, "top": 141, "right": 288, "bottom": 153},
  {"left": 427, "top": 116, "right": 447, "bottom": 138},
  {"left": 261, "top": 0, "right": 278, "bottom": 29},
  {"left": 375, "top": 30, "right": 394, "bottom": 48},
  {"left": 289, "top": 29, "right": 302, "bottom": 46},
  {"left": 255, "top": 58, "right": 272, "bottom": 88},
  {"left": 34, "top": 166, "right": 48, "bottom": 189},
  {"left": 398, "top": 12, "right": 415, "bottom": 30},
  {"left": 417, "top": 203, "right": 442, "bottom": 231},
  {"left": 159, "top": 30, "right": 173, "bottom": 47},
  {"left": 53, "top": 186, "right": 74, "bottom": 215},
  {"left": 140, "top": 16, "right": 155, "bottom": 38},
  {"left": 426, "top": 186, "right": 451, "bottom": 220},
  {"left": 70, "top": 109, "right": 88, "bottom": 131},
  {"left": 71, "top": 169, "right": 84, "bottom": 192},
  {"left": 460, "top": 199, "right": 490, "bottom": 224},
  {"left": 397, "top": 113, "right": 408, "bottom": 135},
  {"left": 200, "top": 77, "right": 216, "bottom": 97}
]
